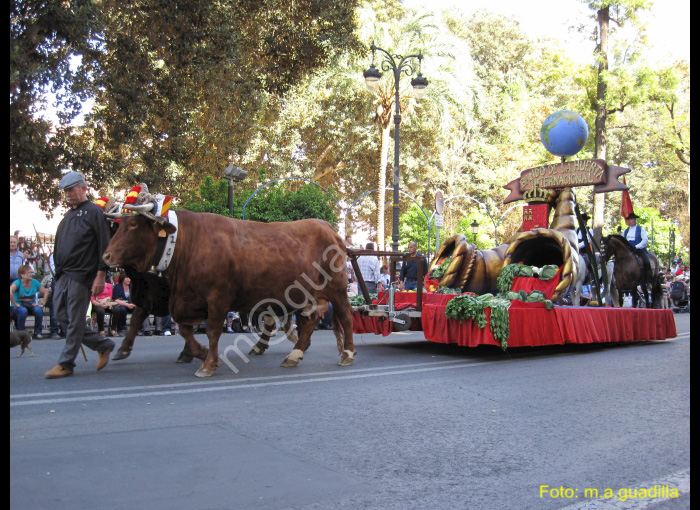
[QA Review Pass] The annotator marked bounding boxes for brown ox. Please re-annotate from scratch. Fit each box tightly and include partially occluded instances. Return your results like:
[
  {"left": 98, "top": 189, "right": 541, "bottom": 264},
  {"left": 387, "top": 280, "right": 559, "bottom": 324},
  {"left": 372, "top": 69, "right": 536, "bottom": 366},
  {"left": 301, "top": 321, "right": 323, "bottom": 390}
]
[{"left": 102, "top": 210, "right": 356, "bottom": 376}]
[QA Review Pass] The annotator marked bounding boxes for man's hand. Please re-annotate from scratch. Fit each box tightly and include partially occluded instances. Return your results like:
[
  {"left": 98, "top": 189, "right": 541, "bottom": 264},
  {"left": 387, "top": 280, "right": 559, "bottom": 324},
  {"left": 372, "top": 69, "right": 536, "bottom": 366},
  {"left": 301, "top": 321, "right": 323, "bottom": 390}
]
[{"left": 92, "top": 270, "right": 106, "bottom": 298}]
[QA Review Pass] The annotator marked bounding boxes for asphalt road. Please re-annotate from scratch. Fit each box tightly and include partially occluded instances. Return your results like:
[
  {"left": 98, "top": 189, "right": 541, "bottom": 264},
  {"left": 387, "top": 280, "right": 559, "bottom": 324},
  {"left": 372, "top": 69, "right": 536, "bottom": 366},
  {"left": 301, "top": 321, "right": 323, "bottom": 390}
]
[{"left": 11, "top": 313, "right": 690, "bottom": 510}]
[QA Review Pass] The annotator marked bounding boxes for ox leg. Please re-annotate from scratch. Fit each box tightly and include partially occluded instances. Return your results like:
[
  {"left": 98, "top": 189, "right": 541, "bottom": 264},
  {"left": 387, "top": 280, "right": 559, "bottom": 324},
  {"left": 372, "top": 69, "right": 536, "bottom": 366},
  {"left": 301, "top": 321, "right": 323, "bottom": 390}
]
[
  {"left": 175, "top": 341, "right": 195, "bottom": 364},
  {"left": 333, "top": 298, "right": 356, "bottom": 367},
  {"left": 248, "top": 315, "right": 298, "bottom": 356},
  {"left": 281, "top": 316, "right": 298, "bottom": 344},
  {"left": 194, "top": 316, "right": 225, "bottom": 377},
  {"left": 248, "top": 315, "right": 277, "bottom": 355},
  {"left": 281, "top": 312, "right": 316, "bottom": 368},
  {"left": 178, "top": 324, "right": 208, "bottom": 363},
  {"left": 112, "top": 306, "right": 148, "bottom": 360}
]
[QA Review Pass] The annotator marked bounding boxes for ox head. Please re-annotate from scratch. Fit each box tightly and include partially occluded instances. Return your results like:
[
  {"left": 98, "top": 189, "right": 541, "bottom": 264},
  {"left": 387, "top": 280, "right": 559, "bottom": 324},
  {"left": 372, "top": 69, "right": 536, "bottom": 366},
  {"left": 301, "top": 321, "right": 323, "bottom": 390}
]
[{"left": 102, "top": 201, "right": 177, "bottom": 272}]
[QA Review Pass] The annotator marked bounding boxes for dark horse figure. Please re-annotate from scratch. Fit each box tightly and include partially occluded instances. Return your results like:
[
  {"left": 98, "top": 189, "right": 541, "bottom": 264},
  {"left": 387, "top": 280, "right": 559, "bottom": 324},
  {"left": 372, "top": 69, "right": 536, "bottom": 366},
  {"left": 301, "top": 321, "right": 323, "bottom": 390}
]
[{"left": 601, "top": 234, "right": 662, "bottom": 308}]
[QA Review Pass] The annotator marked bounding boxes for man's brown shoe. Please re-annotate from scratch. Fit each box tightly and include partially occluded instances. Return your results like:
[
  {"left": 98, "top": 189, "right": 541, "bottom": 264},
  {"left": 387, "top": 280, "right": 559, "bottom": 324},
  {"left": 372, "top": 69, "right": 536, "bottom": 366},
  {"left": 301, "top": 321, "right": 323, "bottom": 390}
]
[
  {"left": 45, "top": 365, "right": 73, "bottom": 379},
  {"left": 96, "top": 347, "right": 113, "bottom": 371}
]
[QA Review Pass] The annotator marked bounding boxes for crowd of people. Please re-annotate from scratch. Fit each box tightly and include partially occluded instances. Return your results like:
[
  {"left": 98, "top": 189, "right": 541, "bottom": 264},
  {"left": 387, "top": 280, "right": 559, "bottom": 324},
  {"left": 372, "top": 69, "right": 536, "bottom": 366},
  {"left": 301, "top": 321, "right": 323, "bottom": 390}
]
[
  {"left": 659, "top": 256, "right": 690, "bottom": 311},
  {"left": 344, "top": 236, "right": 429, "bottom": 295}
]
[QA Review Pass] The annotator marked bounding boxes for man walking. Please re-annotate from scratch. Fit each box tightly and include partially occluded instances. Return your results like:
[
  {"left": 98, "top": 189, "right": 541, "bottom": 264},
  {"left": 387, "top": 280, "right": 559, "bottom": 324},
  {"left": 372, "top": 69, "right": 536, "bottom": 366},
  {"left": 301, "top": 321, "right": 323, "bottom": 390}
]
[{"left": 44, "top": 172, "right": 115, "bottom": 379}]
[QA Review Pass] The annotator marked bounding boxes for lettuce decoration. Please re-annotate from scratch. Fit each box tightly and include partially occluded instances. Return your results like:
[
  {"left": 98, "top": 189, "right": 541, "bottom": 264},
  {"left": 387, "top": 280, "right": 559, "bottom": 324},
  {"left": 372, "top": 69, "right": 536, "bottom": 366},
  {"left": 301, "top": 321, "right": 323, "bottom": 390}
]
[
  {"left": 445, "top": 263, "right": 559, "bottom": 350},
  {"left": 429, "top": 257, "right": 451, "bottom": 280},
  {"left": 497, "top": 263, "right": 560, "bottom": 293},
  {"left": 349, "top": 293, "right": 378, "bottom": 306},
  {"left": 445, "top": 293, "right": 492, "bottom": 328}
]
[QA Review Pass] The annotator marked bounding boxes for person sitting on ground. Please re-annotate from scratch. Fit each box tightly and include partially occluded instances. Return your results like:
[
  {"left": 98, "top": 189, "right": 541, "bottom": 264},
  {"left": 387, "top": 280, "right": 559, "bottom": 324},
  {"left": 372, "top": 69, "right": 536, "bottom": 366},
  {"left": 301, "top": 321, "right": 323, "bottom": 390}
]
[{"left": 10, "top": 264, "right": 49, "bottom": 339}]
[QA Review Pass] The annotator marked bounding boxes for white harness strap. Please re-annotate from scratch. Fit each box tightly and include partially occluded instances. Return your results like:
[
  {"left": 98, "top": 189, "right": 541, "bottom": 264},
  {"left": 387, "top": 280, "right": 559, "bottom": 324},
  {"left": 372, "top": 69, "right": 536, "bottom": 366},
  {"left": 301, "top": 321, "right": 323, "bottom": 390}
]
[{"left": 154, "top": 210, "right": 178, "bottom": 272}]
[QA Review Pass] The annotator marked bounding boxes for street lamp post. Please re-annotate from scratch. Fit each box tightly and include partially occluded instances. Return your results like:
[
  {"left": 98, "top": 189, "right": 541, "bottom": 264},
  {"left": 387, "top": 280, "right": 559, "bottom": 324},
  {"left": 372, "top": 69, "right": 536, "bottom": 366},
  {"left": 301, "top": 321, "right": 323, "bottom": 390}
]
[
  {"left": 364, "top": 43, "right": 428, "bottom": 252},
  {"left": 223, "top": 164, "right": 248, "bottom": 216},
  {"left": 669, "top": 227, "right": 676, "bottom": 268},
  {"left": 470, "top": 220, "right": 479, "bottom": 249}
]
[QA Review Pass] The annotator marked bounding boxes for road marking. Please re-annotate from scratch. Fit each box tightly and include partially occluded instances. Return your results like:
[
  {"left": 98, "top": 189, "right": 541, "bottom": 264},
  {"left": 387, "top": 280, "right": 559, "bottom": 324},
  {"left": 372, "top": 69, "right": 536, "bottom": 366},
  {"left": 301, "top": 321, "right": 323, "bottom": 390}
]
[
  {"left": 560, "top": 468, "right": 690, "bottom": 509},
  {"left": 10, "top": 358, "right": 507, "bottom": 406},
  {"left": 10, "top": 358, "right": 480, "bottom": 399},
  {"left": 11, "top": 336, "right": 684, "bottom": 407}
]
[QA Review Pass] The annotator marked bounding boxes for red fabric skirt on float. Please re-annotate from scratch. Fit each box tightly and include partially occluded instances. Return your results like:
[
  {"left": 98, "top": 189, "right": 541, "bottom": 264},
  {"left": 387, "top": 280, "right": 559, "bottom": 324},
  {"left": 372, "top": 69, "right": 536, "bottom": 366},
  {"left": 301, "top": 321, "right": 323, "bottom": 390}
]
[{"left": 352, "top": 291, "right": 677, "bottom": 346}]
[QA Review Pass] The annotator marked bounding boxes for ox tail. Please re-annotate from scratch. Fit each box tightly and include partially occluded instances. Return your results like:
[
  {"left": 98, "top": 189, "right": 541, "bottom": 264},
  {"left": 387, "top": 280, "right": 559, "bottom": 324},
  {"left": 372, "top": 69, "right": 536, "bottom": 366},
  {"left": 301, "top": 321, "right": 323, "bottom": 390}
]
[{"left": 331, "top": 311, "right": 345, "bottom": 355}]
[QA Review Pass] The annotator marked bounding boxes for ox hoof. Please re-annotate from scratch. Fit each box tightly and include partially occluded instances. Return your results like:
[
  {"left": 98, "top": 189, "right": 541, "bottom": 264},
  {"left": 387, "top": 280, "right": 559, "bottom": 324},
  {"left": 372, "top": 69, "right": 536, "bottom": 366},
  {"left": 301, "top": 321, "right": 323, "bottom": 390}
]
[
  {"left": 195, "top": 365, "right": 217, "bottom": 377},
  {"left": 175, "top": 354, "right": 194, "bottom": 363},
  {"left": 112, "top": 349, "right": 131, "bottom": 361},
  {"left": 280, "top": 348, "right": 303, "bottom": 368},
  {"left": 338, "top": 350, "right": 356, "bottom": 367}
]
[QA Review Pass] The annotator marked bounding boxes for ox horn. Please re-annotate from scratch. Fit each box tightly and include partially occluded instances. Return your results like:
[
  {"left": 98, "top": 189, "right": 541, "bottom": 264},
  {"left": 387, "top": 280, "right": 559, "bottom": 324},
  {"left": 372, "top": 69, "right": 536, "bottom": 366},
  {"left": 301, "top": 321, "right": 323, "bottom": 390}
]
[
  {"left": 122, "top": 202, "right": 155, "bottom": 213},
  {"left": 140, "top": 210, "right": 167, "bottom": 224}
]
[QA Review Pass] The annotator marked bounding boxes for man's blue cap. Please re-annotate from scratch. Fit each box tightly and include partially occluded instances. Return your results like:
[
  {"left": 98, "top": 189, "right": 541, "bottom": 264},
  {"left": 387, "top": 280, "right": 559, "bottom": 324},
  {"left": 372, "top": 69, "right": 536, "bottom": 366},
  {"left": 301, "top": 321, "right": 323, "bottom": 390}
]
[{"left": 59, "top": 171, "right": 87, "bottom": 190}]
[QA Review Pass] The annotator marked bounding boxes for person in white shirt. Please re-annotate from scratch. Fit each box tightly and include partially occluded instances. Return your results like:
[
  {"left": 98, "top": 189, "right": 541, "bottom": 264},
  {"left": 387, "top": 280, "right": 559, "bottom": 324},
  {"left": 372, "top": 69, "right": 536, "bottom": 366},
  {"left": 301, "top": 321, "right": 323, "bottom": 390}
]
[
  {"left": 623, "top": 212, "right": 651, "bottom": 279},
  {"left": 357, "top": 242, "right": 381, "bottom": 294}
]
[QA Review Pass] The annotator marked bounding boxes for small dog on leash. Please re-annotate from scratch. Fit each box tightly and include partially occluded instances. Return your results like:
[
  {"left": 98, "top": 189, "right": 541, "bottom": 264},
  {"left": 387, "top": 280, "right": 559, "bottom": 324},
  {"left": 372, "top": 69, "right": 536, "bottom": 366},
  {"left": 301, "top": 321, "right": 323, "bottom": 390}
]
[{"left": 10, "top": 330, "right": 34, "bottom": 357}]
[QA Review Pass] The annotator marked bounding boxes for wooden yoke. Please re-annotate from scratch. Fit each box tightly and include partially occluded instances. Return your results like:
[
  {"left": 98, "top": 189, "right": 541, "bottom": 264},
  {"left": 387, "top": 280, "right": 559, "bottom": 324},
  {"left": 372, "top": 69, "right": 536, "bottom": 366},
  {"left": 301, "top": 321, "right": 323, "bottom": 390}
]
[{"left": 346, "top": 248, "right": 425, "bottom": 312}]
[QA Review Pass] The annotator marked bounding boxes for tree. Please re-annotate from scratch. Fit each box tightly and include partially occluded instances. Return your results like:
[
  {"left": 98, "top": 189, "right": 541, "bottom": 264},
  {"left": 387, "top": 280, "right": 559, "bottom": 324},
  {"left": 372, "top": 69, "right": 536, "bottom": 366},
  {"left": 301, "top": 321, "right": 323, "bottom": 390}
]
[
  {"left": 10, "top": 0, "right": 103, "bottom": 211},
  {"left": 615, "top": 206, "right": 679, "bottom": 266},
  {"left": 580, "top": 0, "right": 652, "bottom": 241},
  {"left": 179, "top": 176, "right": 340, "bottom": 226},
  {"left": 10, "top": 0, "right": 361, "bottom": 213}
]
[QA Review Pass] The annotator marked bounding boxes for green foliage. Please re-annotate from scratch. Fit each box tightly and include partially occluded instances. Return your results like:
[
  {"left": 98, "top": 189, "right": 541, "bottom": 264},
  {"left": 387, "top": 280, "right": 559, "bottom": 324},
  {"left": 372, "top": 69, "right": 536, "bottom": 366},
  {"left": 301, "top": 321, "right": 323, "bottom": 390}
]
[
  {"left": 488, "top": 297, "right": 511, "bottom": 350},
  {"left": 179, "top": 176, "right": 232, "bottom": 216},
  {"left": 429, "top": 257, "right": 451, "bottom": 279},
  {"left": 614, "top": 206, "right": 683, "bottom": 266},
  {"left": 180, "top": 177, "right": 339, "bottom": 226},
  {"left": 394, "top": 204, "right": 432, "bottom": 253},
  {"left": 244, "top": 183, "right": 340, "bottom": 225},
  {"left": 445, "top": 293, "right": 492, "bottom": 328}
]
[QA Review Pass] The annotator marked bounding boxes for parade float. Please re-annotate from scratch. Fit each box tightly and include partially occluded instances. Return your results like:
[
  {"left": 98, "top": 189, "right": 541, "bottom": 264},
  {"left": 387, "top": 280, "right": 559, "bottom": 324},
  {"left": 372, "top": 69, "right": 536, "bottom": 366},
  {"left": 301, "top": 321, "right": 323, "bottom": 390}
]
[{"left": 350, "top": 111, "right": 677, "bottom": 348}]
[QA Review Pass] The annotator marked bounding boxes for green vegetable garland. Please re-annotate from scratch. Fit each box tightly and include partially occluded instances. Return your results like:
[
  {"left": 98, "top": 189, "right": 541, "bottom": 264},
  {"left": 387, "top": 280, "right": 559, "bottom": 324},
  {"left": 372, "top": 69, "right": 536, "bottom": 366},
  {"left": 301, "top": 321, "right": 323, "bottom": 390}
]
[{"left": 445, "top": 263, "right": 557, "bottom": 350}]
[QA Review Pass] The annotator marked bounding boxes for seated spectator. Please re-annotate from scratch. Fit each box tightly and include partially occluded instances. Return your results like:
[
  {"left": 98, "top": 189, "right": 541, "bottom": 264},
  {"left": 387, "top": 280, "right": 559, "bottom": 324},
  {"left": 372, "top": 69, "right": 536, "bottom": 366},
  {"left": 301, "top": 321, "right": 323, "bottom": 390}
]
[
  {"left": 111, "top": 272, "right": 136, "bottom": 336},
  {"left": 10, "top": 264, "right": 49, "bottom": 339},
  {"left": 226, "top": 311, "right": 244, "bottom": 333},
  {"left": 377, "top": 265, "right": 391, "bottom": 292},
  {"left": 91, "top": 276, "right": 115, "bottom": 336},
  {"left": 155, "top": 314, "right": 173, "bottom": 336}
]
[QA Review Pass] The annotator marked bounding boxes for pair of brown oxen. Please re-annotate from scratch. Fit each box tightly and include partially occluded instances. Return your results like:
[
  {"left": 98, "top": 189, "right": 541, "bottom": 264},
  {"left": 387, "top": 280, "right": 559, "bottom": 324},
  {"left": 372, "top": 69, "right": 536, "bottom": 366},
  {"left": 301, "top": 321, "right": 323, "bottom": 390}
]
[{"left": 102, "top": 206, "right": 356, "bottom": 377}]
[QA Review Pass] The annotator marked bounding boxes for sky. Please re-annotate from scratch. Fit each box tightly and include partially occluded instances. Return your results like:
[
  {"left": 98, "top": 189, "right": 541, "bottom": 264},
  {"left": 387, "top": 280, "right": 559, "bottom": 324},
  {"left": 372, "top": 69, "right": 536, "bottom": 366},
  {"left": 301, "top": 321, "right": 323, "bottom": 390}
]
[
  {"left": 406, "top": 0, "right": 690, "bottom": 64},
  {"left": 10, "top": 0, "right": 690, "bottom": 237}
]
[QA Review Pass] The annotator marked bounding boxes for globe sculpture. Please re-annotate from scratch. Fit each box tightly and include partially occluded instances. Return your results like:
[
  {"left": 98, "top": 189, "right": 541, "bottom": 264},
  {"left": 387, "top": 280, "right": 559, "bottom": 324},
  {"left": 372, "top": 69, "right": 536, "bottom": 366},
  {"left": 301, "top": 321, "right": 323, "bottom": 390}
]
[{"left": 540, "top": 110, "right": 589, "bottom": 157}]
